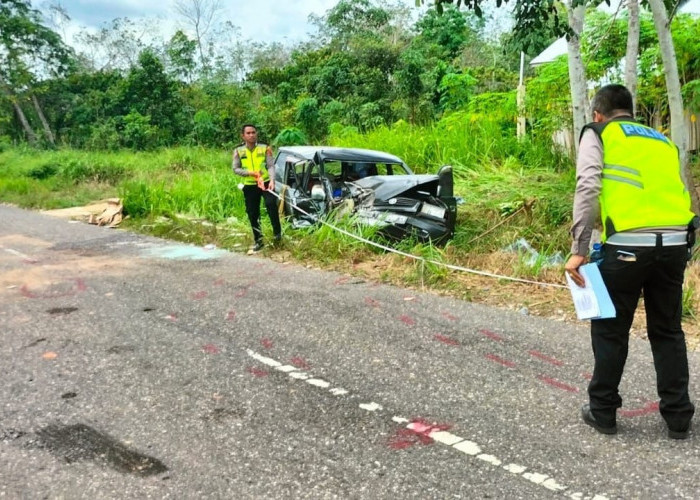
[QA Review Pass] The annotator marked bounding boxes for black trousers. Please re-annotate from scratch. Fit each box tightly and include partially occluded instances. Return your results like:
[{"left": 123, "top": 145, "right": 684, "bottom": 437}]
[
  {"left": 589, "top": 243, "right": 694, "bottom": 431},
  {"left": 242, "top": 183, "right": 281, "bottom": 244}
]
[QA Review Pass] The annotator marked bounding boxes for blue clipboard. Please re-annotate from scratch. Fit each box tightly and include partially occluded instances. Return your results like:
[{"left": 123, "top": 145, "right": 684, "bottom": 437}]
[{"left": 565, "top": 263, "right": 616, "bottom": 320}]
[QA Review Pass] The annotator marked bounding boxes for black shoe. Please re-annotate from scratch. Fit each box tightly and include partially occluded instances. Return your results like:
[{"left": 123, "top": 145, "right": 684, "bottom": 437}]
[
  {"left": 273, "top": 234, "right": 282, "bottom": 245},
  {"left": 581, "top": 403, "right": 617, "bottom": 435},
  {"left": 252, "top": 241, "right": 264, "bottom": 252},
  {"left": 668, "top": 423, "right": 691, "bottom": 440}
]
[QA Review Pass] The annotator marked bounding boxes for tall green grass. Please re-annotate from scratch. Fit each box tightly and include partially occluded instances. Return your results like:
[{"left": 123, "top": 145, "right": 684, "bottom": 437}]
[{"left": 328, "top": 113, "right": 572, "bottom": 174}]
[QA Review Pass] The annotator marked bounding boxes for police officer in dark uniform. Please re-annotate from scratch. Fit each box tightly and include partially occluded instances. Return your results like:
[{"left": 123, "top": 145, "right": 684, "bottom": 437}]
[
  {"left": 565, "top": 84, "right": 696, "bottom": 439},
  {"left": 232, "top": 124, "right": 282, "bottom": 252}
]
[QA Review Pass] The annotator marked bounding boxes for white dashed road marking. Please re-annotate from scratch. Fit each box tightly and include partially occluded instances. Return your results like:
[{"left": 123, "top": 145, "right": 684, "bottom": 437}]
[
  {"left": 245, "top": 349, "right": 608, "bottom": 499},
  {"left": 453, "top": 440, "right": 481, "bottom": 456},
  {"left": 275, "top": 365, "right": 298, "bottom": 372},
  {"left": 359, "top": 402, "right": 383, "bottom": 412},
  {"left": 504, "top": 463, "right": 527, "bottom": 474},
  {"left": 306, "top": 378, "right": 331, "bottom": 388},
  {"left": 427, "top": 431, "right": 462, "bottom": 446}
]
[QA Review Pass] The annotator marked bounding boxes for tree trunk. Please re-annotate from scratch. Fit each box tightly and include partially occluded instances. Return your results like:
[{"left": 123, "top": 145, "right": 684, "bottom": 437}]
[
  {"left": 0, "top": 78, "right": 38, "bottom": 145},
  {"left": 566, "top": 2, "right": 589, "bottom": 155},
  {"left": 624, "top": 0, "right": 640, "bottom": 114},
  {"left": 32, "top": 94, "right": 55, "bottom": 145},
  {"left": 12, "top": 100, "right": 38, "bottom": 145},
  {"left": 648, "top": 0, "right": 698, "bottom": 213},
  {"left": 648, "top": 0, "right": 687, "bottom": 158},
  {"left": 8, "top": 93, "right": 37, "bottom": 146}
]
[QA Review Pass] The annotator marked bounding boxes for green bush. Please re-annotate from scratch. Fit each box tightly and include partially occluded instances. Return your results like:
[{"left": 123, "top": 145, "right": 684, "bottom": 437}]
[
  {"left": 60, "top": 158, "right": 125, "bottom": 184},
  {"left": 123, "top": 111, "right": 157, "bottom": 150},
  {"left": 120, "top": 180, "right": 172, "bottom": 218},
  {"left": 274, "top": 128, "right": 308, "bottom": 146},
  {"left": 192, "top": 110, "right": 220, "bottom": 146},
  {"left": 0, "top": 136, "right": 11, "bottom": 153},
  {"left": 26, "top": 162, "right": 59, "bottom": 180},
  {"left": 88, "top": 120, "right": 121, "bottom": 151}
]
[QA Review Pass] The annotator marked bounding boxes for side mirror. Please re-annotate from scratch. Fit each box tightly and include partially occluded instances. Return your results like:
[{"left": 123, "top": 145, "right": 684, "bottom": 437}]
[
  {"left": 437, "top": 165, "right": 453, "bottom": 198},
  {"left": 311, "top": 184, "right": 326, "bottom": 201}
]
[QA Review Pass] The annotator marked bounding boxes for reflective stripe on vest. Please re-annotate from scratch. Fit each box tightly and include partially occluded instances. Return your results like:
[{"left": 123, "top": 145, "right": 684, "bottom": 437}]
[
  {"left": 238, "top": 144, "right": 270, "bottom": 185},
  {"left": 593, "top": 120, "right": 693, "bottom": 240}
]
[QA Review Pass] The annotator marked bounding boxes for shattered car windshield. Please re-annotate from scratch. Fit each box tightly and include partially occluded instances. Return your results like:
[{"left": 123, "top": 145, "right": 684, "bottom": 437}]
[{"left": 323, "top": 160, "right": 409, "bottom": 181}]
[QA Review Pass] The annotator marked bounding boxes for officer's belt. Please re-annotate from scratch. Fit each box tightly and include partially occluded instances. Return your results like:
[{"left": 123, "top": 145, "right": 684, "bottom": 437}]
[{"left": 606, "top": 231, "right": 687, "bottom": 246}]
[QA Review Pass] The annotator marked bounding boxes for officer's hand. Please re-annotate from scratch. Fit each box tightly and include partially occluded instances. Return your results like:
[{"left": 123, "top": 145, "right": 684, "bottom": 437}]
[
  {"left": 252, "top": 171, "right": 261, "bottom": 178},
  {"left": 564, "top": 255, "right": 587, "bottom": 287},
  {"left": 268, "top": 179, "right": 275, "bottom": 191}
]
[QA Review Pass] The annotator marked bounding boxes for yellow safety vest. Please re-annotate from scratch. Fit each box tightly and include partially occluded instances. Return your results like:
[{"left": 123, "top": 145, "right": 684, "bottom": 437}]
[
  {"left": 237, "top": 144, "right": 270, "bottom": 185},
  {"left": 582, "top": 119, "right": 694, "bottom": 240}
]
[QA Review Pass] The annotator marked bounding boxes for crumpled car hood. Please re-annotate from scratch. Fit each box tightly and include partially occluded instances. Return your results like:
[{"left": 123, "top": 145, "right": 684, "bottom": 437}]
[{"left": 353, "top": 175, "right": 439, "bottom": 201}]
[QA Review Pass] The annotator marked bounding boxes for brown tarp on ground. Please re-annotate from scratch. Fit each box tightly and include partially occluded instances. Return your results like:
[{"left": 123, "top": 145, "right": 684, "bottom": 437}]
[{"left": 41, "top": 198, "right": 123, "bottom": 227}]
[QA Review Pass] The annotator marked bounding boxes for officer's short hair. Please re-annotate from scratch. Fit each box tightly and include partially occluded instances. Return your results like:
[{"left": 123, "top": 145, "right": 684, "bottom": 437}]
[
  {"left": 240, "top": 123, "right": 257, "bottom": 134},
  {"left": 591, "top": 84, "right": 634, "bottom": 117}
]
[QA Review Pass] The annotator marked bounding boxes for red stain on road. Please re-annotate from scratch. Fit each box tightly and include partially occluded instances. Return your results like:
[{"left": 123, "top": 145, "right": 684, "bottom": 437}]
[
  {"left": 261, "top": 338, "right": 274, "bottom": 349},
  {"left": 619, "top": 401, "right": 659, "bottom": 418},
  {"left": 192, "top": 291, "right": 208, "bottom": 300},
  {"left": 165, "top": 313, "right": 178, "bottom": 322},
  {"left": 537, "top": 375, "right": 579, "bottom": 393},
  {"left": 582, "top": 372, "right": 593, "bottom": 381},
  {"left": 290, "top": 357, "right": 311, "bottom": 370},
  {"left": 410, "top": 418, "right": 452, "bottom": 434},
  {"left": 441, "top": 312, "right": 458, "bottom": 321},
  {"left": 388, "top": 428, "right": 424, "bottom": 449},
  {"left": 364, "top": 297, "right": 380, "bottom": 308},
  {"left": 213, "top": 278, "right": 225, "bottom": 286},
  {"left": 387, "top": 419, "right": 452, "bottom": 450},
  {"left": 247, "top": 367, "right": 269, "bottom": 377},
  {"left": 398, "top": 315, "right": 416, "bottom": 326},
  {"left": 226, "top": 310, "right": 236, "bottom": 321},
  {"left": 334, "top": 276, "right": 349, "bottom": 285},
  {"left": 528, "top": 350, "right": 564, "bottom": 366},
  {"left": 434, "top": 334, "right": 460, "bottom": 346},
  {"left": 484, "top": 353, "right": 516, "bottom": 368},
  {"left": 479, "top": 329, "right": 504, "bottom": 341},
  {"left": 202, "top": 344, "right": 220, "bottom": 354}
]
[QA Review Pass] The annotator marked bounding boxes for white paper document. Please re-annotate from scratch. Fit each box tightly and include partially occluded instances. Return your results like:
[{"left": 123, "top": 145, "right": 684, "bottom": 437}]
[{"left": 565, "top": 263, "right": 616, "bottom": 320}]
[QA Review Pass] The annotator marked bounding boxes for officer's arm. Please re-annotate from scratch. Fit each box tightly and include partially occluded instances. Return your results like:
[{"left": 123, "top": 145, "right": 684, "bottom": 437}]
[
  {"left": 566, "top": 129, "right": 603, "bottom": 287},
  {"left": 570, "top": 129, "right": 603, "bottom": 257},
  {"left": 265, "top": 146, "right": 275, "bottom": 180}
]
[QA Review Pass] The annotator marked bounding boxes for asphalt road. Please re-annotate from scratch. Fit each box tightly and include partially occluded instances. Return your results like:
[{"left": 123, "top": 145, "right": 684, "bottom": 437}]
[{"left": 1, "top": 205, "right": 699, "bottom": 499}]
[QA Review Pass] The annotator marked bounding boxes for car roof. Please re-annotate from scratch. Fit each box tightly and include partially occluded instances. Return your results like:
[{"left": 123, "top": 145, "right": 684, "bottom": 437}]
[{"left": 278, "top": 146, "right": 406, "bottom": 164}]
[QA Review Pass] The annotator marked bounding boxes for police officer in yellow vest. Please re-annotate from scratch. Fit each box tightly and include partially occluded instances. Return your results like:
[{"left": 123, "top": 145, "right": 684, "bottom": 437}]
[
  {"left": 565, "top": 84, "right": 696, "bottom": 439},
  {"left": 232, "top": 124, "right": 282, "bottom": 252}
]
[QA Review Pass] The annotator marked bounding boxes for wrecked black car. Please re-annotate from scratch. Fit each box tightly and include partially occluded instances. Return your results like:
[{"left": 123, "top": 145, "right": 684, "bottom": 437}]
[{"left": 273, "top": 146, "right": 457, "bottom": 243}]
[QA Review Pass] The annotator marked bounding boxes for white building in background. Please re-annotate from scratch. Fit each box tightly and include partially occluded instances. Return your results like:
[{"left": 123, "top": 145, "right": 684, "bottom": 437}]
[
  {"left": 528, "top": 0, "right": 699, "bottom": 152},
  {"left": 530, "top": 0, "right": 699, "bottom": 67}
]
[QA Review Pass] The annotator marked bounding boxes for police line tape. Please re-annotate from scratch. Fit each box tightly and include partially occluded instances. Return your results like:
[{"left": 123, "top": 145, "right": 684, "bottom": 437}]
[{"left": 260, "top": 185, "right": 568, "bottom": 290}]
